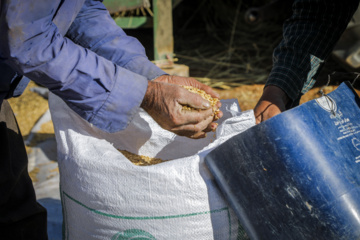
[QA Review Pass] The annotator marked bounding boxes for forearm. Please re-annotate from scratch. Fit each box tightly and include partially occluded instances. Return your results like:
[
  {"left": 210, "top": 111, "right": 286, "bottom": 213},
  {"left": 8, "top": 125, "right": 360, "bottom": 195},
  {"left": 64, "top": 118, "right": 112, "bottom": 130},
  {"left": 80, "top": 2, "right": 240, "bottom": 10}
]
[{"left": 266, "top": 0, "right": 359, "bottom": 105}]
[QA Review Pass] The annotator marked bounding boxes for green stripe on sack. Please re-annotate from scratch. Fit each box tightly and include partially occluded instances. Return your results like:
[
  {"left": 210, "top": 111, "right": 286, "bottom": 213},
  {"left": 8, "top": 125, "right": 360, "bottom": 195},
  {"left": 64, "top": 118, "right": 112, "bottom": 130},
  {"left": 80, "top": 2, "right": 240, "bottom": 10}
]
[
  {"left": 63, "top": 191, "right": 229, "bottom": 220},
  {"left": 63, "top": 191, "right": 239, "bottom": 240}
]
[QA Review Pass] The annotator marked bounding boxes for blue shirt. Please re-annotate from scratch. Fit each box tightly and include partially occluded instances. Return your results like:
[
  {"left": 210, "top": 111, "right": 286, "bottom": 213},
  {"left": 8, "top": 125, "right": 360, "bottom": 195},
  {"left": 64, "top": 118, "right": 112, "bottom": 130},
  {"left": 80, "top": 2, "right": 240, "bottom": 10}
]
[
  {"left": 0, "top": 0, "right": 166, "bottom": 133},
  {"left": 266, "top": 0, "right": 359, "bottom": 106}
]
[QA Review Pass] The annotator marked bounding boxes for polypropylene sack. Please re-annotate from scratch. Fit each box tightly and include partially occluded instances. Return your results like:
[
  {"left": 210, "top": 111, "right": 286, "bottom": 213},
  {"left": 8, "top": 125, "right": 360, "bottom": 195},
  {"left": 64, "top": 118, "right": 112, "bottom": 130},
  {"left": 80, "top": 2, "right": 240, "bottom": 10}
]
[{"left": 49, "top": 93, "right": 255, "bottom": 240}]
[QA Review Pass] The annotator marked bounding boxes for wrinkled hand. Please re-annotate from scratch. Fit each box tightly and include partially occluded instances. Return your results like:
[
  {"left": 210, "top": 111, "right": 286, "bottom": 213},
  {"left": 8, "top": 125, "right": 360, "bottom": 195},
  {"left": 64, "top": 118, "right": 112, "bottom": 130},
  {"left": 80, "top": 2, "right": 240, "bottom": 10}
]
[
  {"left": 254, "top": 86, "right": 289, "bottom": 124},
  {"left": 154, "top": 75, "right": 223, "bottom": 120},
  {"left": 154, "top": 75, "right": 219, "bottom": 97},
  {"left": 141, "top": 77, "right": 220, "bottom": 139}
]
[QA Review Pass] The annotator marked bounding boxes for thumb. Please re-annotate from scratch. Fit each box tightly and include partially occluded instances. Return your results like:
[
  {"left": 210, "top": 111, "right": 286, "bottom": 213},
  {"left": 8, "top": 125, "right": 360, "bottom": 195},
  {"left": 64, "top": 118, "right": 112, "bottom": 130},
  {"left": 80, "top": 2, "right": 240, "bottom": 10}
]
[{"left": 178, "top": 90, "right": 211, "bottom": 110}]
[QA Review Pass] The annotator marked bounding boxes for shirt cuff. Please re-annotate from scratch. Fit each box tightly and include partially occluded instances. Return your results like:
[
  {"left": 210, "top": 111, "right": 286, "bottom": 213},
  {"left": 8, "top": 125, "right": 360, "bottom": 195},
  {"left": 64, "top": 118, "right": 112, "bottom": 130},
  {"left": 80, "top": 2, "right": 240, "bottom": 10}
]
[
  {"left": 124, "top": 57, "right": 167, "bottom": 81},
  {"left": 89, "top": 68, "right": 149, "bottom": 133}
]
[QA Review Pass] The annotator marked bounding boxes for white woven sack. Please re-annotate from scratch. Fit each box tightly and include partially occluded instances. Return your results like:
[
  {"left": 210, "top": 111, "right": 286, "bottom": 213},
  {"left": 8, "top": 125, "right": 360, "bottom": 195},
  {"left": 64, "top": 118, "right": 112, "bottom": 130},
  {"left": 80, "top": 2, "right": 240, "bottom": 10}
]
[{"left": 49, "top": 93, "right": 255, "bottom": 240}]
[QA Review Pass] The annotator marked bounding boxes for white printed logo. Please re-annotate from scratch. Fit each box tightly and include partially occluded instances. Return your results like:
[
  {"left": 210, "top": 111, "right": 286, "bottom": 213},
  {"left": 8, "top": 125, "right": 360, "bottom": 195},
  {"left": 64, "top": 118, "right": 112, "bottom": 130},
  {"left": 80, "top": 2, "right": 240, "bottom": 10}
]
[{"left": 315, "top": 96, "right": 337, "bottom": 113}]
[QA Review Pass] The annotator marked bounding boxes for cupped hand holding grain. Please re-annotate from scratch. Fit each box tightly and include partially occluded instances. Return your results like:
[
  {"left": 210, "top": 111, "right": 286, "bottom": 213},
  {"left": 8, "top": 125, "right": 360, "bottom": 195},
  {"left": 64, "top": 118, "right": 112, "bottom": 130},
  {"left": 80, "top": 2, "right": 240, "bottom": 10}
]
[
  {"left": 155, "top": 75, "right": 222, "bottom": 134},
  {"left": 141, "top": 76, "right": 219, "bottom": 139},
  {"left": 154, "top": 75, "right": 223, "bottom": 120}
]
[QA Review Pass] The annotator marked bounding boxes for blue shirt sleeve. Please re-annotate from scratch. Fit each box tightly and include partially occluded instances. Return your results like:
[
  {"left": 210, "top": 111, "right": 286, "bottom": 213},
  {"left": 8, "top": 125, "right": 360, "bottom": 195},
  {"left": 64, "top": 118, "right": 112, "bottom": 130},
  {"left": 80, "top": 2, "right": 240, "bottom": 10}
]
[
  {"left": 0, "top": 0, "right": 164, "bottom": 133},
  {"left": 66, "top": 0, "right": 166, "bottom": 81},
  {"left": 266, "top": 0, "right": 359, "bottom": 106}
]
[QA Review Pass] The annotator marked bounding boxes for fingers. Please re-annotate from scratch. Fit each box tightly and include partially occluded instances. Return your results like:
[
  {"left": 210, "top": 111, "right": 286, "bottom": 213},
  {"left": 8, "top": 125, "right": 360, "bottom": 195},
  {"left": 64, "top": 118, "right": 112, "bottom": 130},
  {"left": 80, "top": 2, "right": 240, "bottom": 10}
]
[
  {"left": 173, "top": 108, "right": 222, "bottom": 139},
  {"left": 254, "top": 102, "right": 283, "bottom": 124},
  {"left": 176, "top": 87, "right": 222, "bottom": 137},
  {"left": 156, "top": 75, "right": 222, "bottom": 117},
  {"left": 203, "top": 122, "right": 219, "bottom": 133},
  {"left": 254, "top": 94, "right": 287, "bottom": 124},
  {"left": 159, "top": 75, "right": 220, "bottom": 99},
  {"left": 177, "top": 121, "right": 219, "bottom": 139},
  {"left": 172, "top": 113, "right": 215, "bottom": 139},
  {"left": 177, "top": 87, "right": 212, "bottom": 110},
  {"left": 254, "top": 100, "right": 279, "bottom": 124},
  {"left": 214, "top": 110, "right": 223, "bottom": 120},
  {"left": 141, "top": 80, "right": 222, "bottom": 139},
  {"left": 179, "top": 107, "right": 214, "bottom": 125},
  {"left": 216, "top": 100, "right": 222, "bottom": 109},
  {"left": 254, "top": 108, "right": 265, "bottom": 124},
  {"left": 253, "top": 85, "right": 290, "bottom": 124},
  {"left": 255, "top": 113, "right": 262, "bottom": 125}
]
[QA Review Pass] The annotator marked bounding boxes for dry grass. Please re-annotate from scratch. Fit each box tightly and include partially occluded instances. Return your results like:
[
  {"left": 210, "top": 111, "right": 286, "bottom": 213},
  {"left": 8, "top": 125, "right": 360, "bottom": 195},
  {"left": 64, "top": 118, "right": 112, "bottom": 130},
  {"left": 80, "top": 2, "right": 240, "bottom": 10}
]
[{"left": 174, "top": 0, "right": 283, "bottom": 89}]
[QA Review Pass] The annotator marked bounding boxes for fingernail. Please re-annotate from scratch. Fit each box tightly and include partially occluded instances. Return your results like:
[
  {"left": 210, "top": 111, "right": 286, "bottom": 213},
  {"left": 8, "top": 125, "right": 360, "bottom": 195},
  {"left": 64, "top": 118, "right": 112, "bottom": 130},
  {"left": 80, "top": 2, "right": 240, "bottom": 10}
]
[
  {"left": 212, "top": 123, "right": 218, "bottom": 132},
  {"left": 203, "top": 102, "right": 210, "bottom": 108}
]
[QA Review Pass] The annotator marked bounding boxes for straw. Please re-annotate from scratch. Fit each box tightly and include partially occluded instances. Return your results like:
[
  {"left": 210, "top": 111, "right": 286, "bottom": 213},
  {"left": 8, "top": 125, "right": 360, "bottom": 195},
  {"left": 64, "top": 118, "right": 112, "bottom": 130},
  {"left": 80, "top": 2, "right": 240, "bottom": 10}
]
[{"left": 173, "top": 0, "right": 283, "bottom": 89}]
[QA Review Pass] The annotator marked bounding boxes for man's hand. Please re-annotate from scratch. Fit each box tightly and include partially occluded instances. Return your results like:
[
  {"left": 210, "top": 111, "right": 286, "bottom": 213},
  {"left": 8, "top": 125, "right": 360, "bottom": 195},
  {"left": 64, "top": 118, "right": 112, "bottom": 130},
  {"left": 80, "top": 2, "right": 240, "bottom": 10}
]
[
  {"left": 141, "top": 76, "right": 221, "bottom": 139},
  {"left": 154, "top": 75, "right": 219, "bottom": 98},
  {"left": 154, "top": 75, "right": 223, "bottom": 120},
  {"left": 254, "top": 86, "right": 290, "bottom": 124}
]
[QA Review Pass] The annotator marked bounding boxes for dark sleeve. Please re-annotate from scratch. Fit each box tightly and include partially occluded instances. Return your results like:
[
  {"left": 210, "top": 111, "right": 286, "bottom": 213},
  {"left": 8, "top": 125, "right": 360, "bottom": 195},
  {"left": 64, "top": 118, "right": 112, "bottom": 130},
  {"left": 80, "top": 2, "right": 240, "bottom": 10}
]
[{"left": 266, "top": 0, "right": 359, "bottom": 106}]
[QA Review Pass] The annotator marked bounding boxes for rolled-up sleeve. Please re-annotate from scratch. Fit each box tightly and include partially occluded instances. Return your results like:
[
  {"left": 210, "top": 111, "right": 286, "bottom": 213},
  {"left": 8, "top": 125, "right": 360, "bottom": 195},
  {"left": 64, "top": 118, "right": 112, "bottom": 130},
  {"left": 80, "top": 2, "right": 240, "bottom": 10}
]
[
  {"left": 266, "top": 0, "right": 359, "bottom": 106},
  {"left": 66, "top": 0, "right": 166, "bottom": 80},
  {"left": 0, "top": 0, "right": 154, "bottom": 133}
]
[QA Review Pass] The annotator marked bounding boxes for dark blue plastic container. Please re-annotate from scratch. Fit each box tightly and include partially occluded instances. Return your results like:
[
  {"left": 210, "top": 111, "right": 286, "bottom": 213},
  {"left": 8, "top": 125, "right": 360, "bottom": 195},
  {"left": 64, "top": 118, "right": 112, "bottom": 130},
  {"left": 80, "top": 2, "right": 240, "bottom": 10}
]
[{"left": 205, "top": 81, "right": 360, "bottom": 240}]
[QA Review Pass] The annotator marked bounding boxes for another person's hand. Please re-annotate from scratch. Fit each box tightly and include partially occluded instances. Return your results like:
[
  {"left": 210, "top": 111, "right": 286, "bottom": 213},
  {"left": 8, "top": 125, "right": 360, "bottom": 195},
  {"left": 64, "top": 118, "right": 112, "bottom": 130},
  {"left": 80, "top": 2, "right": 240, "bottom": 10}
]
[
  {"left": 141, "top": 76, "right": 221, "bottom": 139},
  {"left": 254, "top": 85, "right": 290, "bottom": 124}
]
